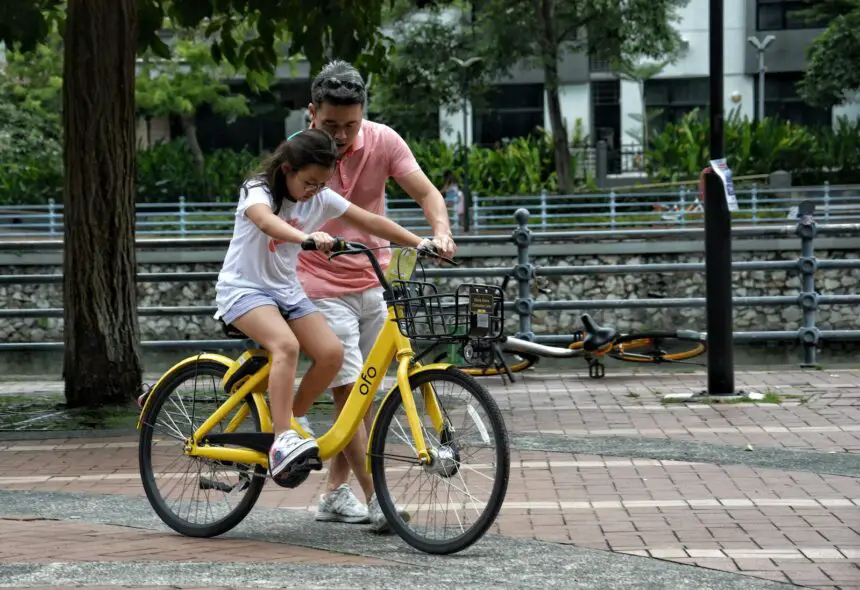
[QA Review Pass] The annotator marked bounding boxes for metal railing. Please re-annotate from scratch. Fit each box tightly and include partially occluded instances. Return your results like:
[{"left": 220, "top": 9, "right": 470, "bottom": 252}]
[
  {"left": 2, "top": 183, "right": 859, "bottom": 238},
  {"left": 1, "top": 203, "right": 859, "bottom": 366}
]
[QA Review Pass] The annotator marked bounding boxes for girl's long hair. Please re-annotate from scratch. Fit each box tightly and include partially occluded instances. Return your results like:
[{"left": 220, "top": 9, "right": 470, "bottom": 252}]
[{"left": 244, "top": 128, "right": 338, "bottom": 214}]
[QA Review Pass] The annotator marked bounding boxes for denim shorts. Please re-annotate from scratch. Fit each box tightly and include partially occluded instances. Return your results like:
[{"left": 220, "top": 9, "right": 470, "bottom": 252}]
[{"left": 221, "top": 290, "right": 319, "bottom": 326}]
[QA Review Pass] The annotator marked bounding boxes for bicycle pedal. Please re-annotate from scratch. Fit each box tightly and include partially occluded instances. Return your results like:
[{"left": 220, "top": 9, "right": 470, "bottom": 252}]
[
  {"left": 290, "top": 455, "right": 323, "bottom": 472},
  {"left": 271, "top": 457, "right": 322, "bottom": 489}
]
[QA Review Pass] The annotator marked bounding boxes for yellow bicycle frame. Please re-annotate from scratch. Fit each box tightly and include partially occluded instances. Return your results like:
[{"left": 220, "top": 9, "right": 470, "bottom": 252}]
[{"left": 137, "top": 245, "right": 448, "bottom": 472}]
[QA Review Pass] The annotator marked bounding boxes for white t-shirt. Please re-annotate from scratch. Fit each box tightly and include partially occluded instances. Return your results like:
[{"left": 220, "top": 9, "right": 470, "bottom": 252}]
[{"left": 214, "top": 179, "right": 351, "bottom": 319}]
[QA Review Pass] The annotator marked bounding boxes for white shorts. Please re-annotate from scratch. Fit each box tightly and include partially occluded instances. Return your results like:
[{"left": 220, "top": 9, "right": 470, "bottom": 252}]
[{"left": 312, "top": 287, "right": 387, "bottom": 389}]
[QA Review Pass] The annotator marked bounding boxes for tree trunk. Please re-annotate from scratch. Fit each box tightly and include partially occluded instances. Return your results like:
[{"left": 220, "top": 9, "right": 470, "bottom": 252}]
[
  {"left": 181, "top": 115, "right": 205, "bottom": 174},
  {"left": 533, "top": 0, "right": 574, "bottom": 194},
  {"left": 62, "top": 0, "right": 142, "bottom": 408},
  {"left": 545, "top": 73, "right": 573, "bottom": 194}
]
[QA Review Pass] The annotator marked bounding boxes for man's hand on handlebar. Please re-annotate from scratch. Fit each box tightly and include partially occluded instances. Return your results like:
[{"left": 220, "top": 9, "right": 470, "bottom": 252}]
[{"left": 430, "top": 233, "right": 457, "bottom": 259}]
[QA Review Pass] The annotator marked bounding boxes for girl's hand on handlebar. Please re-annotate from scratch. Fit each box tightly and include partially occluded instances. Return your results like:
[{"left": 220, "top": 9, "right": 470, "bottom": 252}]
[
  {"left": 416, "top": 237, "right": 436, "bottom": 254},
  {"left": 308, "top": 231, "right": 336, "bottom": 253}
]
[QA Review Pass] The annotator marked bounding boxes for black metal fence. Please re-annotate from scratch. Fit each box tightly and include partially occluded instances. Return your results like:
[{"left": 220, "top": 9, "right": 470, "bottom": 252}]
[{"left": 0, "top": 208, "right": 859, "bottom": 367}]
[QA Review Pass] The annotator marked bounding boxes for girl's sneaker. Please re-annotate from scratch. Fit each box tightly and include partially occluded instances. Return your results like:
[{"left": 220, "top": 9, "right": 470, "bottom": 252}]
[{"left": 269, "top": 430, "right": 319, "bottom": 479}]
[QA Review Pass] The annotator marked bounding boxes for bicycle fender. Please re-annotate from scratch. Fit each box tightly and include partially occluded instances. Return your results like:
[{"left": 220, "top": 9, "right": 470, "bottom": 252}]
[
  {"left": 365, "top": 362, "right": 451, "bottom": 473},
  {"left": 136, "top": 353, "right": 235, "bottom": 430}
]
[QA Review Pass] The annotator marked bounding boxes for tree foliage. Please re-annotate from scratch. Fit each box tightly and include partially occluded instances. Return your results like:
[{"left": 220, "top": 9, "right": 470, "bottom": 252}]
[
  {"left": 0, "top": 0, "right": 403, "bottom": 407},
  {"left": 371, "top": 7, "right": 496, "bottom": 139},
  {"left": 798, "top": 0, "right": 860, "bottom": 108},
  {"left": 0, "top": 74, "right": 63, "bottom": 203},
  {"left": 471, "top": 0, "right": 685, "bottom": 193}
]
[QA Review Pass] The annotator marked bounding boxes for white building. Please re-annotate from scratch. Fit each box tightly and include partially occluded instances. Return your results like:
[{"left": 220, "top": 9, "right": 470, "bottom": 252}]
[{"left": 439, "top": 0, "right": 860, "bottom": 151}]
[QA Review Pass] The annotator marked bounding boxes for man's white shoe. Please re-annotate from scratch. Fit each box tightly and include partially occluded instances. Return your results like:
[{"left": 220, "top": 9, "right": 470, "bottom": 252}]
[
  {"left": 295, "top": 415, "right": 316, "bottom": 437},
  {"left": 315, "top": 484, "right": 370, "bottom": 524},
  {"left": 368, "top": 492, "right": 410, "bottom": 533}
]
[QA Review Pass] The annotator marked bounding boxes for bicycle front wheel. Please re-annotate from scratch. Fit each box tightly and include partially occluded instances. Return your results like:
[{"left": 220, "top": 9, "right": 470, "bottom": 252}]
[
  {"left": 369, "top": 367, "right": 510, "bottom": 555},
  {"left": 611, "top": 330, "right": 707, "bottom": 363}
]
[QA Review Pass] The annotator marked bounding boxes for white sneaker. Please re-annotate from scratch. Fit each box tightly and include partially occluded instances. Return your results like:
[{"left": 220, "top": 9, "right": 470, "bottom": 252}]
[
  {"left": 268, "top": 430, "right": 319, "bottom": 478},
  {"left": 315, "top": 484, "right": 370, "bottom": 524},
  {"left": 368, "top": 492, "right": 410, "bottom": 533},
  {"left": 295, "top": 415, "right": 316, "bottom": 437}
]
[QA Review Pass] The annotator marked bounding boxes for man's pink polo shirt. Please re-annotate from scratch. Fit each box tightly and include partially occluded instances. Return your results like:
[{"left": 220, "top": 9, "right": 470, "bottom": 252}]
[{"left": 297, "top": 120, "right": 420, "bottom": 299}]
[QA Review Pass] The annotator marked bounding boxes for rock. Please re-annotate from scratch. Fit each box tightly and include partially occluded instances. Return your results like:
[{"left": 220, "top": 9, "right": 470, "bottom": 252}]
[
  {"left": 1, "top": 251, "right": 858, "bottom": 343},
  {"left": 781, "top": 307, "right": 803, "bottom": 323},
  {"left": 823, "top": 278, "right": 841, "bottom": 291}
]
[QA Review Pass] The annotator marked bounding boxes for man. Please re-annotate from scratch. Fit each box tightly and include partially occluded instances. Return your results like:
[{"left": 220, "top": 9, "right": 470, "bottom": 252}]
[{"left": 293, "top": 60, "right": 457, "bottom": 532}]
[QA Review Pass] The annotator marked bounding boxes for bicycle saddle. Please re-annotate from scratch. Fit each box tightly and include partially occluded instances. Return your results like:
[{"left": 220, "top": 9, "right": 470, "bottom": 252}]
[
  {"left": 580, "top": 314, "right": 617, "bottom": 352},
  {"left": 220, "top": 311, "right": 292, "bottom": 340}
]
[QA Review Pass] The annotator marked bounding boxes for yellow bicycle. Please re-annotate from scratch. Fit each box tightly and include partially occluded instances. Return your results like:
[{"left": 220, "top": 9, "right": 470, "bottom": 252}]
[
  {"left": 427, "top": 315, "right": 708, "bottom": 381},
  {"left": 136, "top": 240, "right": 510, "bottom": 555}
]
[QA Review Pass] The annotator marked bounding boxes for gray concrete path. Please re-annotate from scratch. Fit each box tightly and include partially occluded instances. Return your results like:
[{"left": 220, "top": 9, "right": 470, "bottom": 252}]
[{"left": 1, "top": 367, "right": 858, "bottom": 589}]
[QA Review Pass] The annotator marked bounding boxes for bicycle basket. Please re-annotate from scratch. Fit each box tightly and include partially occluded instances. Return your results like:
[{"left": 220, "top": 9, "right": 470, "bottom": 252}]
[{"left": 391, "top": 281, "right": 504, "bottom": 342}]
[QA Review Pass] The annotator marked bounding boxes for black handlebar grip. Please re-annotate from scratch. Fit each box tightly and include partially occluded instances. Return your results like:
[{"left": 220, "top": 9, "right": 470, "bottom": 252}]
[{"left": 300, "top": 236, "right": 348, "bottom": 252}]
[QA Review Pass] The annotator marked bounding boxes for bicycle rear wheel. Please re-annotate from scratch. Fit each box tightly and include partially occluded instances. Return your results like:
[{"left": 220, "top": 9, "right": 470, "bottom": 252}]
[
  {"left": 610, "top": 330, "right": 707, "bottom": 363},
  {"left": 432, "top": 349, "right": 540, "bottom": 376},
  {"left": 369, "top": 367, "right": 510, "bottom": 555},
  {"left": 138, "top": 359, "right": 267, "bottom": 538}
]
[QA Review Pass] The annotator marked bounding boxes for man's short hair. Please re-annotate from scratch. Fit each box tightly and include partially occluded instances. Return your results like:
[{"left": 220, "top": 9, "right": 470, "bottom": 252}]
[{"left": 311, "top": 60, "right": 367, "bottom": 108}]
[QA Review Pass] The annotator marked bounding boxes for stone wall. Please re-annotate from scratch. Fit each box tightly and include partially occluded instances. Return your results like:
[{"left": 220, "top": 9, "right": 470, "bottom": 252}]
[{"left": 1, "top": 246, "right": 859, "bottom": 344}]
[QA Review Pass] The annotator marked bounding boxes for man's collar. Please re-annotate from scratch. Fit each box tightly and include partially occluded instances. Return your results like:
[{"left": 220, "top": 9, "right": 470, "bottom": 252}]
[{"left": 343, "top": 125, "right": 365, "bottom": 158}]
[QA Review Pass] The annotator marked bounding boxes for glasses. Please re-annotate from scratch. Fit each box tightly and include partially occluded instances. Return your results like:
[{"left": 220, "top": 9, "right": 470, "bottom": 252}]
[
  {"left": 302, "top": 181, "right": 327, "bottom": 194},
  {"left": 318, "top": 77, "right": 365, "bottom": 92}
]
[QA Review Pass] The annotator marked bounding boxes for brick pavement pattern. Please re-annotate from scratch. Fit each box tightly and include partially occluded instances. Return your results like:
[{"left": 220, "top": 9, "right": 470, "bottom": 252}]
[{"left": 1, "top": 367, "right": 859, "bottom": 589}]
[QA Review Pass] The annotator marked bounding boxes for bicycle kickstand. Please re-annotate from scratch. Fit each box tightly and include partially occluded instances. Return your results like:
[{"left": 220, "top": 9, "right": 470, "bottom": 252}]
[{"left": 493, "top": 342, "right": 517, "bottom": 385}]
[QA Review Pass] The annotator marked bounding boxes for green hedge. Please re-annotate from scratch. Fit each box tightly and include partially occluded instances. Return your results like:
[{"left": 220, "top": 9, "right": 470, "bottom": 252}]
[
  {"left": 0, "top": 134, "right": 567, "bottom": 205},
  {"left": 2, "top": 110, "right": 860, "bottom": 206},
  {"left": 646, "top": 109, "right": 860, "bottom": 185}
]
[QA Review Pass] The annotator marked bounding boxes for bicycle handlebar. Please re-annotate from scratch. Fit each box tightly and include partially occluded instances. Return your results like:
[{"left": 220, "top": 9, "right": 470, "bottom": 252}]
[{"left": 300, "top": 237, "right": 455, "bottom": 293}]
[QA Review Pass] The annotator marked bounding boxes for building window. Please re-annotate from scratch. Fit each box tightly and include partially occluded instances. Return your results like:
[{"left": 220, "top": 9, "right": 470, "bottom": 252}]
[
  {"left": 644, "top": 77, "right": 709, "bottom": 134},
  {"left": 473, "top": 83, "right": 544, "bottom": 147},
  {"left": 756, "top": 0, "right": 829, "bottom": 31},
  {"left": 589, "top": 52, "right": 613, "bottom": 74},
  {"left": 758, "top": 72, "right": 832, "bottom": 127}
]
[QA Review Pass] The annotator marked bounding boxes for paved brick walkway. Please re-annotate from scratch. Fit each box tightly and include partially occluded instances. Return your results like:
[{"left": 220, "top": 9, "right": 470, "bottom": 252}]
[
  {"left": 1, "top": 367, "right": 858, "bottom": 589},
  {"left": 0, "top": 516, "right": 390, "bottom": 566}
]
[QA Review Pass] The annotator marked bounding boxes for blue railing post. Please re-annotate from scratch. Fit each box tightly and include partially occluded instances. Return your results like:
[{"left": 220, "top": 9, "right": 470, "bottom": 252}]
[
  {"left": 540, "top": 189, "right": 548, "bottom": 231},
  {"left": 679, "top": 188, "right": 686, "bottom": 226},
  {"left": 512, "top": 208, "right": 534, "bottom": 341},
  {"left": 472, "top": 192, "right": 480, "bottom": 233},
  {"left": 750, "top": 184, "right": 758, "bottom": 224},
  {"left": 609, "top": 191, "right": 617, "bottom": 230},
  {"left": 795, "top": 201, "right": 820, "bottom": 368},
  {"left": 47, "top": 199, "right": 57, "bottom": 237},
  {"left": 822, "top": 182, "right": 830, "bottom": 223},
  {"left": 179, "top": 196, "right": 187, "bottom": 238}
]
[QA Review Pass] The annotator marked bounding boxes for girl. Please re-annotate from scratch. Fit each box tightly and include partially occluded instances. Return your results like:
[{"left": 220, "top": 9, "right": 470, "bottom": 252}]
[{"left": 214, "top": 128, "right": 428, "bottom": 481}]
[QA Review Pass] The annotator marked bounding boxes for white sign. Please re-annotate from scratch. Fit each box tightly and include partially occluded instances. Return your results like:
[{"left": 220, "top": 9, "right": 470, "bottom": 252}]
[{"left": 709, "top": 158, "right": 739, "bottom": 212}]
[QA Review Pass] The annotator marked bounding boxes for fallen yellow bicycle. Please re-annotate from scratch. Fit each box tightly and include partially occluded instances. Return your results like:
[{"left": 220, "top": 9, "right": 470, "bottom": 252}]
[
  {"left": 136, "top": 240, "right": 510, "bottom": 555},
  {"left": 427, "top": 314, "right": 708, "bottom": 381}
]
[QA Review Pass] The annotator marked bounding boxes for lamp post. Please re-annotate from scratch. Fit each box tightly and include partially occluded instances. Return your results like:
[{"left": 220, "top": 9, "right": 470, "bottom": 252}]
[
  {"left": 747, "top": 35, "right": 775, "bottom": 122},
  {"left": 452, "top": 56, "right": 482, "bottom": 233}
]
